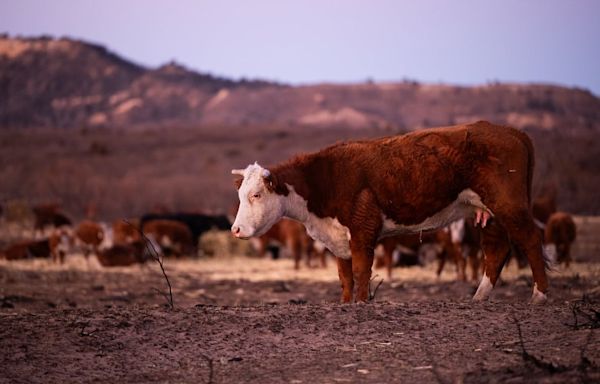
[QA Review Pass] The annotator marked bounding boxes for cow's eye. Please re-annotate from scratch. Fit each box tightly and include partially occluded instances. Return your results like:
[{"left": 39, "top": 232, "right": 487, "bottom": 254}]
[{"left": 253, "top": 193, "right": 261, "bottom": 199}]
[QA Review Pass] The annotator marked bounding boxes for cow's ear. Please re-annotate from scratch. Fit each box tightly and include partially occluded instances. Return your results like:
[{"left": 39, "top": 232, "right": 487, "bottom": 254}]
[
  {"left": 234, "top": 177, "right": 243, "bottom": 190},
  {"left": 263, "top": 171, "right": 289, "bottom": 196}
]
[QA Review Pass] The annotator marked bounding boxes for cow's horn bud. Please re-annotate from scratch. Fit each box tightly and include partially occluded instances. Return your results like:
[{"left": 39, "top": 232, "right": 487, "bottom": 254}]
[
  {"left": 262, "top": 169, "right": 271, "bottom": 178},
  {"left": 231, "top": 169, "right": 245, "bottom": 176}
]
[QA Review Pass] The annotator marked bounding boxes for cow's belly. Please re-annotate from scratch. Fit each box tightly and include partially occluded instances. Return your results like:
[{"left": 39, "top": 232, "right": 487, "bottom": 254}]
[{"left": 380, "top": 189, "right": 493, "bottom": 238}]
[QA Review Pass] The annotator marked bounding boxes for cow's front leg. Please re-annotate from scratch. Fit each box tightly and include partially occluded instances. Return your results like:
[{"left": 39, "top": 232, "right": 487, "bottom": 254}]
[
  {"left": 349, "top": 188, "right": 382, "bottom": 302},
  {"left": 351, "top": 242, "right": 375, "bottom": 302},
  {"left": 337, "top": 257, "right": 353, "bottom": 303}
]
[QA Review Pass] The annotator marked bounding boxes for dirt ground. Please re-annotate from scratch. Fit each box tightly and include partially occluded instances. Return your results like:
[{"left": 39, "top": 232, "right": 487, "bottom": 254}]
[{"left": 1, "top": 254, "right": 599, "bottom": 383}]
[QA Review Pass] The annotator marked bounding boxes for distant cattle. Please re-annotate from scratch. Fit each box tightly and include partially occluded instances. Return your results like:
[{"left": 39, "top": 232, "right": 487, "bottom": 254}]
[
  {"left": 96, "top": 241, "right": 147, "bottom": 267},
  {"left": 49, "top": 228, "right": 73, "bottom": 264},
  {"left": 232, "top": 121, "right": 549, "bottom": 304},
  {"left": 256, "top": 218, "right": 324, "bottom": 269},
  {"left": 140, "top": 213, "right": 231, "bottom": 241},
  {"left": 437, "top": 219, "right": 482, "bottom": 282},
  {"left": 142, "top": 219, "right": 195, "bottom": 257},
  {"left": 545, "top": 212, "right": 577, "bottom": 267},
  {"left": 112, "top": 219, "right": 142, "bottom": 244},
  {"left": 532, "top": 193, "right": 557, "bottom": 225},
  {"left": 32, "top": 204, "right": 72, "bottom": 232},
  {"left": 75, "top": 220, "right": 104, "bottom": 259},
  {"left": 374, "top": 233, "right": 434, "bottom": 279},
  {"left": 0, "top": 239, "right": 51, "bottom": 260}
]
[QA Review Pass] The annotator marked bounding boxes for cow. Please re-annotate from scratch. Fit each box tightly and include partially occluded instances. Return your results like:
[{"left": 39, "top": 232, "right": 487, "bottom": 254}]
[
  {"left": 142, "top": 219, "right": 195, "bottom": 257},
  {"left": 255, "top": 218, "right": 323, "bottom": 269},
  {"left": 437, "top": 219, "right": 483, "bottom": 282},
  {"left": 32, "top": 204, "right": 72, "bottom": 233},
  {"left": 231, "top": 121, "right": 549, "bottom": 304},
  {"left": 96, "top": 241, "right": 147, "bottom": 267},
  {"left": 0, "top": 239, "right": 51, "bottom": 260},
  {"left": 74, "top": 220, "right": 104, "bottom": 259},
  {"left": 49, "top": 228, "right": 74, "bottom": 264},
  {"left": 112, "top": 219, "right": 142, "bottom": 245},
  {"left": 374, "top": 233, "right": 434, "bottom": 279},
  {"left": 140, "top": 213, "right": 231, "bottom": 241},
  {"left": 532, "top": 191, "right": 557, "bottom": 225},
  {"left": 544, "top": 211, "right": 577, "bottom": 268}
]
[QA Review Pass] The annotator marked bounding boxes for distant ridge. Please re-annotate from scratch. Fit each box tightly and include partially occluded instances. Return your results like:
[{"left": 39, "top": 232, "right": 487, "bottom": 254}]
[{"left": 1, "top": 35, "right": 599, "bottom": 133}]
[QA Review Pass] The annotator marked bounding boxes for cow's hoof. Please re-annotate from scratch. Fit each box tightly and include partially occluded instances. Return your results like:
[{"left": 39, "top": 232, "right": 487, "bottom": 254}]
[
  {"left": 529, "top": 288, "right": 548, "bottom": 305},
  {"left": 472, "top": 274, "right": 493, "bottom": 302}
]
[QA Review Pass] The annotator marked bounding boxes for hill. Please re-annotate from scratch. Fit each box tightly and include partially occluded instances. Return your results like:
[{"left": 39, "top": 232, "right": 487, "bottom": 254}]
[{"left": 2, "top": 35, "right": 600, "bottom": 133}]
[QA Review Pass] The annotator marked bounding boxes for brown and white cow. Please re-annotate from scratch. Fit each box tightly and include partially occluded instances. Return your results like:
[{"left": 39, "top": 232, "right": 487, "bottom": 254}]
[
  {"left": 544, "top": 211, "right": 577, "bottom": 267},
  {"left": 112, "top": 219, "right": 142, "bottom": 245},
  {"left": 231, "top": 121, "right": 549, "bottom": 304},
  {"left": 75, "top": 220, "right": 104, "bottom": 259},
  {"left": 142, "top": 219, "right": 195, "bottom": 257}
]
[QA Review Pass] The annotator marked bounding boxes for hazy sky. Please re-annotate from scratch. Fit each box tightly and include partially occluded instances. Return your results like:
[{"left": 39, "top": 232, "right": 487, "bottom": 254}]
[{"left": 2, "top": 0, "right": 599, "bottom": 94}]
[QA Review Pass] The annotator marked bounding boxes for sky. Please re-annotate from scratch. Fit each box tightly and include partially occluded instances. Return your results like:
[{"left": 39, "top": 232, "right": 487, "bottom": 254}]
[{"left": 1, "top": 0, "right": 599, "bottom": 94}]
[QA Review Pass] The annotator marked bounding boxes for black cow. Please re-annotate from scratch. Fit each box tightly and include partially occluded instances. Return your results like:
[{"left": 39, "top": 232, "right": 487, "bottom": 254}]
[{"left": 140, "top": 213, "right": 232, "bottom": 240}]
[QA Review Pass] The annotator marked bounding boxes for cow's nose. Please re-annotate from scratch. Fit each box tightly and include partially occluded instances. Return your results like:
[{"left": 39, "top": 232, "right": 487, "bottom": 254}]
[{"left": 231, "top": 225, "right": 241, "bottom": 236}]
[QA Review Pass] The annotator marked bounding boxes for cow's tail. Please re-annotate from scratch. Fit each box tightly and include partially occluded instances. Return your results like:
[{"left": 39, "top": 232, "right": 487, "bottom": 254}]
[{"left": 508, "top": 127, "right": 535, "bottom": 206}]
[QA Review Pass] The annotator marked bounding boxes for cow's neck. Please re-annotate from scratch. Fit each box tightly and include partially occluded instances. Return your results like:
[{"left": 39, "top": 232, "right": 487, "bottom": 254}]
[{"left": 270, "top": 159, "right": 314, "bottom": 221}]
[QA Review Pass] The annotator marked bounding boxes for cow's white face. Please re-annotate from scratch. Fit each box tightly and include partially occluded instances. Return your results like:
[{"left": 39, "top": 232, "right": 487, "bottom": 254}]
[{"left": 231, "top": 163, "right": 285, "bottom": 239}]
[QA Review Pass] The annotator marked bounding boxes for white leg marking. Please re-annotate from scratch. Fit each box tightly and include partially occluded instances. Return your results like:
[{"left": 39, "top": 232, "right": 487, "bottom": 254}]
[
  {"left": 530, "top": 283, "right": 548, "bottom": 305},
  {"left": 472, "top": 274, "right": 493, "bottom": 301}
]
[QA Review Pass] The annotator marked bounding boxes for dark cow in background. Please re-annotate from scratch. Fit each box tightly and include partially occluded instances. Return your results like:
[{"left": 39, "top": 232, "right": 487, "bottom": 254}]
[
  {"left": 97, "top": 241, "right": 148, "bottom": 267},
  {"left": 532, "top": 191, "right": 557, "bottom": 226},
  {"left": 232, "top": 121, "right": 549, "bottom": 304},
  {"left": 0, "top": 239, "right": 51, "bottom": 260},
  {"left": 32, "top": 204, "right": 72, "bottom": 233},
  {"left": 545, "top": 212, "right": 577, "bottom": 267},
  {"left": 140, "top": 213, "right": 231, "bottom": 242}
]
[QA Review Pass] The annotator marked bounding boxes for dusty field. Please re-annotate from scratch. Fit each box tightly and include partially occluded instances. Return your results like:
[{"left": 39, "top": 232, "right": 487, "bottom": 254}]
[{"left": 1, "top": 255, "right": 599, "bottom": 383}]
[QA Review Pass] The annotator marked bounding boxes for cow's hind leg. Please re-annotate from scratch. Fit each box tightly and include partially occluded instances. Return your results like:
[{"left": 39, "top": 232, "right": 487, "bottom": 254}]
[
  {"left": 473, "top": 221, "right": 511, "bottom": 301},
  {"left": 337, "top": 257, "right": 353, "bottom": 303},
  {"left": 502, "top": 210, "right": 549, "bottom": 304}
]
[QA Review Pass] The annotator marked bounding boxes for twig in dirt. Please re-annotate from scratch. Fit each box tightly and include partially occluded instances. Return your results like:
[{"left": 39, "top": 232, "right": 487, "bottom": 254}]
[
  {"left": 566, "top": 294, "right": 600, "bottom": 330},
  {"left": 511, "top": 312, "right": 598, "bottom": 377},
  {"left": 78, "top": 322, "right": 97, "bottom": 337},
  {"left": 368, "top": 274, "right": 384, "bottom": 301},
  {"left": 124, "top": 219, "right": 174, "bottom": 309},
  {"left": 200, "top": 354, "right": 214, "bottom": 384},
  {"left": 512, "top": 314, "right": 566, "bottom": 373}
]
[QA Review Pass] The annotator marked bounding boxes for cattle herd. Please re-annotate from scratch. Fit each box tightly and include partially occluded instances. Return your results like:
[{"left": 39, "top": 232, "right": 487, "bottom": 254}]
[{"left": 0, "top": 122, "right": 580, "bottom": 304}]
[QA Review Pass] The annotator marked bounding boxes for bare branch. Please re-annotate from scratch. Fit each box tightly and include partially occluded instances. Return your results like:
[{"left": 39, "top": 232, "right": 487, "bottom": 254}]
[
  {"left": 124, "top": 219, "right": 174, "bottom": 309},
  {"left": 368, "top": 274, "right": 384, "bottom": 301}
]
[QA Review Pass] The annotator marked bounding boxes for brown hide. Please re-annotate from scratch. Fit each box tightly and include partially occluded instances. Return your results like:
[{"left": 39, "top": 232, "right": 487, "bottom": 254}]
[
  {"left": 142, "top": 219, "right": 194, "bottom": 256},
  {"left": 532, "top": 195, "right": 557, "bottom": 224},
  {"left": 113, "top": 219, "right": 142, "bottom": 244},
  {"left": 75, "top": 220, "right": 104, "bottom": 247},
  {"left": 260, "top": 121, "right": 548, "bottom": 302},
  {"left": 97, "top": 241, "right": 146, "bottom": 267},
  {"left": 33, "top": 204, "right": 72, "bottom": 231},
  {"left": 49, "top": 229, "right": 72, "bottom": 264},
  {"left": 545, "top": 212, "right": 577, "bottom": 267},
  {"left": 258, "top": 218, "right": 324, "bottom": 269},
  {"left": 1, "top": 239, "right": 51, "bottom": 260}
]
